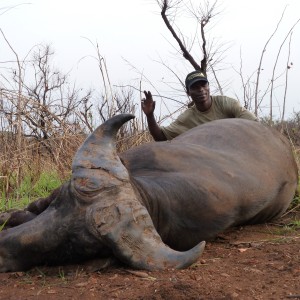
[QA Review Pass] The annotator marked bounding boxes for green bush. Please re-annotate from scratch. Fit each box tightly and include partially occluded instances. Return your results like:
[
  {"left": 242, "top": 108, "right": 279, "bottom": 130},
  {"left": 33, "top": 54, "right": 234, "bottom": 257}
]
[{"left": 0, "top": 171, "right": 63, "bottom": 211}]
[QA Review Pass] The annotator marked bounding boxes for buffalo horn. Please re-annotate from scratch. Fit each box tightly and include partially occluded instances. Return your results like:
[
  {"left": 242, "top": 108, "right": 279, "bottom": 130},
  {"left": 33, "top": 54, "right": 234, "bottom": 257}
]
[
  {"left": 86, "top": 185, "right": 206, "bottom": 270},
  {"left": 72, "top": 114, "right": 135, "bottom": 194}
]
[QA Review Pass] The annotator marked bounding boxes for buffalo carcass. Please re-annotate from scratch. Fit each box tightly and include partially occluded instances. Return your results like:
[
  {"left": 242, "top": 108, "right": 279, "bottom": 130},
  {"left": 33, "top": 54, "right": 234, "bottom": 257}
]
[{"left": 0, "top": 114, "right": 298, "bottom": 272}]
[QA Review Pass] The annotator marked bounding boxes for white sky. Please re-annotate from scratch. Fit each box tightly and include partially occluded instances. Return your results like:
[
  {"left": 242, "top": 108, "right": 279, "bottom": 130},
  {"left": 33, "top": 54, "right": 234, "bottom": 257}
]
[{"left": 0, "top": 0, "right": 299, "bottom": 120}]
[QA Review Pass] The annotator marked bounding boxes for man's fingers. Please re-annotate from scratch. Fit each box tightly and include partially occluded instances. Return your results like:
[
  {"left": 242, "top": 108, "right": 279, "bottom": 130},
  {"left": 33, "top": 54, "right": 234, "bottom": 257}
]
[{"left": 143, "top": 90, "right": 153, "bottom": 100}]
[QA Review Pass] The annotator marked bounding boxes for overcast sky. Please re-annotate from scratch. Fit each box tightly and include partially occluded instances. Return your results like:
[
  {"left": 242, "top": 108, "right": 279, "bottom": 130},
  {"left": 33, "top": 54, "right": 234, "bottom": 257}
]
[{"left": 0, "top": 0, "right": 299, "bottom": 119}]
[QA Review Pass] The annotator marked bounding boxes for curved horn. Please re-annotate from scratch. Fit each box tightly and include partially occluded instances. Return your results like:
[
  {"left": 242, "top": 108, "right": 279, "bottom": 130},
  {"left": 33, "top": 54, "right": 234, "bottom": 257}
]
[
  {"left": 86, "top": 185, "right": 206, "bottom": 270},
  {"left": 72, "top": 114, "right": 135, "bottom": 195}
]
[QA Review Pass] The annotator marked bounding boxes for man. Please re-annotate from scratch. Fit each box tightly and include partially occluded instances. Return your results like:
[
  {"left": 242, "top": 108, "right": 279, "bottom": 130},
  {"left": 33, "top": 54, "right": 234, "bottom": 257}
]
[{"left": 141, "top": 70, "right": 258, "bottom": 141}]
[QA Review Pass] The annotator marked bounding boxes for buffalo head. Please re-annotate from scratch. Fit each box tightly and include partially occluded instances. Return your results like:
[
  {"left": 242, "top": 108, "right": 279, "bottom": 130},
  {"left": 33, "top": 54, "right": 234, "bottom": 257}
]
[{"left": 0, "top": 114, "right": 205, "bottom": 272}]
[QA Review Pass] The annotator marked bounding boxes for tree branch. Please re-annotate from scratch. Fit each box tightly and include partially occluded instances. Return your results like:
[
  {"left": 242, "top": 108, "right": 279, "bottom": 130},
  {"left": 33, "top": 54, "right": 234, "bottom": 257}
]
[{"left": 160, "top": 0, "right": 201, "bottom": 70}]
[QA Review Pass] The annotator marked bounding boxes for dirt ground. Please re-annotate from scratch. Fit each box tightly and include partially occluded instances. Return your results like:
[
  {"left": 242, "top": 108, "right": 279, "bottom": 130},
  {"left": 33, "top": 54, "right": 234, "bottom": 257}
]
[{"left": 0, "top": 210, "right": 299, "bottom": 300}]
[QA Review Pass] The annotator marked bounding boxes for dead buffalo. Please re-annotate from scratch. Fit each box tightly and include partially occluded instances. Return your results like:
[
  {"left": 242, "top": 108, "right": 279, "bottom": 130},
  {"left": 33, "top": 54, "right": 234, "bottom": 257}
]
[{"left": 0, "top": 114, "right": 298, "bottom": 272}]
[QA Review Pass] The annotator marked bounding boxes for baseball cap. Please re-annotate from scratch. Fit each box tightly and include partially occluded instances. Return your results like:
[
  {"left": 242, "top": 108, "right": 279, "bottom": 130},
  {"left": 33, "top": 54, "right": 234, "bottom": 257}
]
[{"left": 185, "top": 71, "right": 208, "bottom": 91}]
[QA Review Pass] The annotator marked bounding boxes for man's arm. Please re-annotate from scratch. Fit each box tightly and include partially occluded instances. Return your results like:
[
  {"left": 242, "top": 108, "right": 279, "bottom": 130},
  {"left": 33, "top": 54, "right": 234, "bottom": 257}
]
[
  {"left": 225, "top": 97, "right": 258, "bottom": 121},
  {"left": 141, "top": 91, "right": 167, "bottom": 141},
  {"left": 239, "top": 108, "right": 259, "bottom": 121}
]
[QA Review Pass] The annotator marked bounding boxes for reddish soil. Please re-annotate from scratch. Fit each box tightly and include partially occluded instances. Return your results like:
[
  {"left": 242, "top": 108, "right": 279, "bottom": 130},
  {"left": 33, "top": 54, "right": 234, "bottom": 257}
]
[{"left": 0, "top": 211, "right": 299, "bottom": 300}]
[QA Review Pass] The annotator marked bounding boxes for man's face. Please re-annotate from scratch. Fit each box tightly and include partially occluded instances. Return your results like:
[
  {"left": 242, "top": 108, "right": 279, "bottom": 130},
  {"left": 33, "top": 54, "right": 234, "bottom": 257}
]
[{"left": 188, "top": 81, "right": 211, "bottom": 110}]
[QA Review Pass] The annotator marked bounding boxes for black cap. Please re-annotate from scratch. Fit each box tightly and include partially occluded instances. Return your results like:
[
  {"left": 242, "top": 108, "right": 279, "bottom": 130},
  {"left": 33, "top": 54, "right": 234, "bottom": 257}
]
[{"left": 185, "top": 71, "right": 208, "bottom": 91}]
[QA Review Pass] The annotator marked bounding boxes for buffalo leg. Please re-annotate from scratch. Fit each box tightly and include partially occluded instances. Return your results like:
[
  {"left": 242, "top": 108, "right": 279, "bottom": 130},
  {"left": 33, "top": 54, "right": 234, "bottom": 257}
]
[{"left": 0, "top": 186, "right": 61, "bottom": 228}]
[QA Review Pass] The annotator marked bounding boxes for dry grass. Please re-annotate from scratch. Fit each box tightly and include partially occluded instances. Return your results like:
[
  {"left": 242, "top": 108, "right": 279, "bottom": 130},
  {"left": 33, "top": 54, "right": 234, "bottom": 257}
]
[
  {"left": 117, "top": 131, "right": 153, "bottom": 153},
  {"left": 0, "top": 133, "right": 83, "bottom": 195},
  {"left": 0, "top": 125, "right": 154, "bottom": 199}
]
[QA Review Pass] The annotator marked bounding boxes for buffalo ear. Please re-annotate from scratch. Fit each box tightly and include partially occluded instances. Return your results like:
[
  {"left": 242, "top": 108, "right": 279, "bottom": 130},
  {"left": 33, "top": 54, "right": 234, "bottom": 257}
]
[{"left": 86, "top": 184, "right": 205, "bottom": 270}]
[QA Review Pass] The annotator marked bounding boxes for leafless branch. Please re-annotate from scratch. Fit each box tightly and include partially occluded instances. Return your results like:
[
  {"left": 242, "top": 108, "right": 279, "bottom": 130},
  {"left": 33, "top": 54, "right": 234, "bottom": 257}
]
[
  {"left": 280, "top": 32, "right": 293, "bottom": 128},
  {"left": 269, "top": 17, "right": 300, "bottom": 124},
  {"left": 159, "top": 0, "right": 201, "bottom": 71},
  {"left": 254, "top": 7, "right": 287, "bottom": 116}
]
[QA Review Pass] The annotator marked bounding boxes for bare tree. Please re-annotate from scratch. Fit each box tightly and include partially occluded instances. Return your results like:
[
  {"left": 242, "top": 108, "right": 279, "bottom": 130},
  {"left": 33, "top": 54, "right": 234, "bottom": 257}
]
[
  {"left": 0, "top": 42, "right": 97, "bottom": 171},
  {"left": 20, "top": 45, "right": 86, "bottom": 139},
  {"left": 232, "top": 7, "right": 299, "bottom": 122},
  {"left": 0, "top": 28, "right": 26, "bottom": 188},
  {"left": 280, "top": 32, "right": 293, "bottom": 129},
  {"left": 253, "top": 7, "right": 287, "bottom": 117},
  {"left": 268, "top": 18, "right": 300, "bottom": 124},
  {"left": 79, "top": 38, "right": 139, "bottom": 126},
  {"left": 157, "top": 0, "right": 221, "bottom": 76}
]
